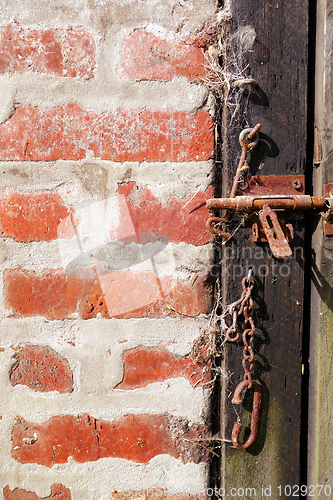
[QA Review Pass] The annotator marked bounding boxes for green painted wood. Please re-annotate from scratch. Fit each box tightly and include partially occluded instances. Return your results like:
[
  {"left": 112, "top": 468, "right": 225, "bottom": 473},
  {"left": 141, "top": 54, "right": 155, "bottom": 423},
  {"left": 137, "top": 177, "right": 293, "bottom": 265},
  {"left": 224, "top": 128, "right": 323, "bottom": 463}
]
[{"left": 309, "top": 0, "right": 333, "bottom": 494}]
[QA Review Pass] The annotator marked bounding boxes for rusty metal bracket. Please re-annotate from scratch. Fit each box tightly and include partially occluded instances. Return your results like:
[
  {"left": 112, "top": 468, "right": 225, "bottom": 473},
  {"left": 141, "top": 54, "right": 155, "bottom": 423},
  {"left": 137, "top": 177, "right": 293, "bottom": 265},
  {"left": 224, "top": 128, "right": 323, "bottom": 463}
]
[
  {"left": 236, "top": 174, "right": 305, "bottom": 196},
  {"left": 258, "top": 205, "right": 293, "bottom": 258},
  {"left": 206, "top": 125, "right": 333, "bottom": 258},
  {"left": 252, "top": 220, "right": 294, "bottom": 243}
]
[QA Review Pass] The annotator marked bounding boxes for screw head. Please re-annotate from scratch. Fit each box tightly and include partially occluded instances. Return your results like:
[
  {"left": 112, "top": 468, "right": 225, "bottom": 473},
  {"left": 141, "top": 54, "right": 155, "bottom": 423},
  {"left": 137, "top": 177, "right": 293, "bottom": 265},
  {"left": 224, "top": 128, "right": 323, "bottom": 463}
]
[{"left": 292, "top": 179, "right": 302, "bottom": 190}]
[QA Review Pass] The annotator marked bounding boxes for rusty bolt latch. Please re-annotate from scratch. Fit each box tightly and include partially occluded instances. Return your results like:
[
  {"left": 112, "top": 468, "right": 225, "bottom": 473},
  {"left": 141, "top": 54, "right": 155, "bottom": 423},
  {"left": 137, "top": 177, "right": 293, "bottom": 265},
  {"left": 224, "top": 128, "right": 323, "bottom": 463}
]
[{"left": 206, "top": 125, "right": 333, "bottom": 259}]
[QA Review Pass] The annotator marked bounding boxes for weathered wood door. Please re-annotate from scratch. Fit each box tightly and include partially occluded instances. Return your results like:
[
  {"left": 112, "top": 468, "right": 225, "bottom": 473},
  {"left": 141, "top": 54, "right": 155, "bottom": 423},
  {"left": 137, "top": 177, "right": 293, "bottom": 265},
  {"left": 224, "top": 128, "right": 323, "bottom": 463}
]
[
  {"left": 308, "top": 0, "right": 333, "bottom": 492},
  {"left": 213, "top": 0, "right": 317, "bottom": 495}
]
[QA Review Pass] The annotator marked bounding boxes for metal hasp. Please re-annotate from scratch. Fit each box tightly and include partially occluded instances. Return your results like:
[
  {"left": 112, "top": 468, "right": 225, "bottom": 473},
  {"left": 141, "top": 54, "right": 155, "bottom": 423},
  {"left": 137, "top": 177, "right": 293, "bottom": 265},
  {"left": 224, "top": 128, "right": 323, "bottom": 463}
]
[
  {"left": 206, "top": 125, "right": 333, "bottom": 258},
  {"left": 258, "top": 205, "right": 293, "bottom": 258}
]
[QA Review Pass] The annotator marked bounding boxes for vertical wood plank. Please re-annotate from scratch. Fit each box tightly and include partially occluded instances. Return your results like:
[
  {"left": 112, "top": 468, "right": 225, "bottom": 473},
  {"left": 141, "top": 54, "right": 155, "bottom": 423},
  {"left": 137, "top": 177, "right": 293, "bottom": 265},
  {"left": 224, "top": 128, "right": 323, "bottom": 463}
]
[
  {"left": 309, "top": 0, "right": 333, "bottom": 492},
  {"left": 218, "top": 0, "right": 309, "bottom": 493}
]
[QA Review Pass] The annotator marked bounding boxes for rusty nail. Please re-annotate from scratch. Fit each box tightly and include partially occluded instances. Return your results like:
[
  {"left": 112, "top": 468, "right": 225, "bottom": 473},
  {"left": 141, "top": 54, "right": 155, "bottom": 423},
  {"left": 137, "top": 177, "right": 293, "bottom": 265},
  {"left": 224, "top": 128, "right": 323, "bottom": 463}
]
[
  {"left": 205, "top": 216, "right": 232, "bottom": 239},
  {"left": 292, "top": 179, "right": 302, "bottom": 190}
]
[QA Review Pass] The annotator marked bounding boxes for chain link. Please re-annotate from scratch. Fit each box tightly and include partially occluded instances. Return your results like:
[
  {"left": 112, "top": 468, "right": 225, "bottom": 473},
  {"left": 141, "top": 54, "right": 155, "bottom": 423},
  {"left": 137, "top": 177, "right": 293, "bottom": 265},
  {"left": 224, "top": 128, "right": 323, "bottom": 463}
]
[{"left": 222, "top": 272, "right": 256, "bottom": 384}]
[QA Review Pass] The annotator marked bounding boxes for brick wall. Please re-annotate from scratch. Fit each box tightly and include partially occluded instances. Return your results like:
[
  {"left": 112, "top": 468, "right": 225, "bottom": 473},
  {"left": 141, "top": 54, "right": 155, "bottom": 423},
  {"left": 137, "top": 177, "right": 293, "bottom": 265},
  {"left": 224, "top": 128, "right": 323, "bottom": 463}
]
[{"left": 0, "top": 1, "right": 217, "bottom": 498}]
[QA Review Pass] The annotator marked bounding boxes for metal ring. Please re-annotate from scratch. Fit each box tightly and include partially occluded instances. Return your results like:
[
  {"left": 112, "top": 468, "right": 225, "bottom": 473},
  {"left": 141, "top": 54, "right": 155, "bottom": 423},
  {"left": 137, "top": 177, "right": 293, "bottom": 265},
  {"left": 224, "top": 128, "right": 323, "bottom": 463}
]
[{"left": 239, "top": 128, "right": 260, "bottom": 149}]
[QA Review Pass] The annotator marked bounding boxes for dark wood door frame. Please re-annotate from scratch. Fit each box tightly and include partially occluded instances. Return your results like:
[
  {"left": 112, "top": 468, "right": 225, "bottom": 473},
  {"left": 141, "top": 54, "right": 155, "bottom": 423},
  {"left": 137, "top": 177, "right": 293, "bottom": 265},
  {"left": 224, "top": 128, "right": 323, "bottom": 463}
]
[{"left": 210, "top": 0, "right": 316, "bottom": 493}]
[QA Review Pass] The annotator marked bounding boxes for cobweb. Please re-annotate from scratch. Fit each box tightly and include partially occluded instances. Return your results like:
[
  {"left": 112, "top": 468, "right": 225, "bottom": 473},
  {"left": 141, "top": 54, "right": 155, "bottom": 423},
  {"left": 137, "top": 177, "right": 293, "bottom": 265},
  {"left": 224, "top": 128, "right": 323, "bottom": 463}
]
[
  {"left": 199, "top": 5, "right": 260, "bottom": 234},
  {"left": 202, "top": 6, "right": 257, "bottom": 128}
]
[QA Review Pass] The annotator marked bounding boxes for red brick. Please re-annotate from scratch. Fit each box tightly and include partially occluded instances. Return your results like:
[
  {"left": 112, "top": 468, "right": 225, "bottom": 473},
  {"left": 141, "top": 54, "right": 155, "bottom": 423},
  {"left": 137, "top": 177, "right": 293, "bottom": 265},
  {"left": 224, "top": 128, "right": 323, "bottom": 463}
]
[
  {"left": 85, "top": 270, "right": 211, "bottom": 318},
  {"left": 3, "top": 484, "right": 71, "bottom": 500},
  {"left": 63, "top": 29, "right": 96, "bottom": 78},
  {"left": 0, "top": 190, "right": 73, "bottom": 242},
  {"left": 0, "top": 23, "right": 95, "bottom": 78},
  {"left": 12, "top": 414, "right": 171, "bottom": 466},
  {"left": 5, "top": 269, "right": 211, "bottom": 319},
  {"left": 116, "top": 346, "right": 210, "bottom": 389},
  {"left": 10, "top": 345, "right": 73, "bottom": 393},
  {"left": 0, "top": 104, "right": 213, "bottom": 162},
  {"left": 4, "top": 269, "right": 91, "bottom": 320},
  {"left": 114, "top": 183, "right": 213, "bottom": 245},
  {"left": 119, "top": 29, "right": 210, "bottom": 81},
  {"left": 12, "top": 414, "right": 208, "bottom": 467}
]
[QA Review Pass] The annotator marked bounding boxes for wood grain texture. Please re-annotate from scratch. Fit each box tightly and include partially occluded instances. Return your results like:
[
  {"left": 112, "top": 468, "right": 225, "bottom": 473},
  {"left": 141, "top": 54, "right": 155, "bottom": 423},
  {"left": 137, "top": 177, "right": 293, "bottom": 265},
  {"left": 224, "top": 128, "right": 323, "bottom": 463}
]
[
  {"left": 228, "top": 1, "right": 308, "bottom": 175},
  {"left": 218, "top": 0, "right": 309, "bottom": 492}
]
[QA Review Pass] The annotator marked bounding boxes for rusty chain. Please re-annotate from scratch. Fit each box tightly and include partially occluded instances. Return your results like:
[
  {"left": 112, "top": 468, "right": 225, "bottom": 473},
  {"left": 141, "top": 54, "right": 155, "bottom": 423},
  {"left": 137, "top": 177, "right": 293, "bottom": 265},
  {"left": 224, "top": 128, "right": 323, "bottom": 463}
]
[
  {"left": 223, "top": 270, "right": 255, "bottom": 385},
  {"left": 240, "top": 279, "right": 256, "bottom": 386},
  {"left": 221, "top": 270, "right": 262, "bottom": 449}
]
